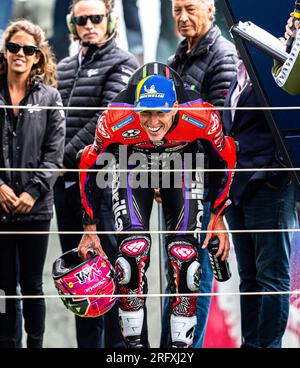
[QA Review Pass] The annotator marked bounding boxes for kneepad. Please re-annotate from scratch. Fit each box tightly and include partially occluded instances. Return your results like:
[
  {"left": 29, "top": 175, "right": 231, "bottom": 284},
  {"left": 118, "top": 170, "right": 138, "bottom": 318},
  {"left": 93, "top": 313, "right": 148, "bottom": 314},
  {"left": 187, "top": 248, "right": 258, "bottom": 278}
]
[
  {"left": 115, "top": 236, "right": 151, "bottom": 290},
  {"left": 168, "top": 241, "right": 201, "bottom": 292}
]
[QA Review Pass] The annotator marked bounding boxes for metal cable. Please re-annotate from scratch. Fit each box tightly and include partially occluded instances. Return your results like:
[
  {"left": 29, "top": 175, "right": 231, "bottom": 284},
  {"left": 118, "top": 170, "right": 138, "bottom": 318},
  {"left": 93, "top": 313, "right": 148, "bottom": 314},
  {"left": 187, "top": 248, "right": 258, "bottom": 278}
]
[
  {"left": 0, "top": 290, "right": 300, "bottom": 299},
  {"left": 0, "top": 229, "right": 299, "bottom": 235},
  {"left": 2, "top": 104, "right": 300, "bottom": 111}
]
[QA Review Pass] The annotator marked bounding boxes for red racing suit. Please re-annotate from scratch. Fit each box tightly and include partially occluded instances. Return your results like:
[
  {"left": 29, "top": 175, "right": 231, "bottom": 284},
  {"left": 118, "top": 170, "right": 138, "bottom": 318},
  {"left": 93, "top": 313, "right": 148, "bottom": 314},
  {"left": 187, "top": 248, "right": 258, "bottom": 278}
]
[
  {"left": 78, "top": 99, "right": 236, "bottom": 346},
  {"left": 79, "top": 99, "right": 236, "bottom": 223}
]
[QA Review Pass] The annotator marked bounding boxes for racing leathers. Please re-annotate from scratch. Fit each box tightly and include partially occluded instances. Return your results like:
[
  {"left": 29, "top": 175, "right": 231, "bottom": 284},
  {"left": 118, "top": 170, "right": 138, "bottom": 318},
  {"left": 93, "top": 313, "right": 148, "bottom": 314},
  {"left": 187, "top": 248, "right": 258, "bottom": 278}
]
[{"left": 79, "top": 99, "right": 236, "bottom": 348}]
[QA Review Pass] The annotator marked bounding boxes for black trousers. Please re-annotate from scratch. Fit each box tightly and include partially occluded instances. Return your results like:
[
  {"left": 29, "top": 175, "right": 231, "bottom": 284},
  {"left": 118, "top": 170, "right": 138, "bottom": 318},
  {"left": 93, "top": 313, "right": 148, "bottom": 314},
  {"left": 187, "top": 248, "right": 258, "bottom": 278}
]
[
  {"left": 54, "top": 179, "right": 125, "bottom": 348},
  {"left": 0, "top": 220, "right": 50, "bottom": 348}
]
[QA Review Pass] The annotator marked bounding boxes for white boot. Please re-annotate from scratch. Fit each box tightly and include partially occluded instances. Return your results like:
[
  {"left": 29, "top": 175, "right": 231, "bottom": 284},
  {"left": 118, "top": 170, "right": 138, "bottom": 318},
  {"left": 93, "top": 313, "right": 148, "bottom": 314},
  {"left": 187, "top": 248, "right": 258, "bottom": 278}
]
[
  {"left": 119, "top": 308, "right": 144, "bottom": 348},
  {"left": 170, "top": 314, "right": 197, "bottom": 348}
]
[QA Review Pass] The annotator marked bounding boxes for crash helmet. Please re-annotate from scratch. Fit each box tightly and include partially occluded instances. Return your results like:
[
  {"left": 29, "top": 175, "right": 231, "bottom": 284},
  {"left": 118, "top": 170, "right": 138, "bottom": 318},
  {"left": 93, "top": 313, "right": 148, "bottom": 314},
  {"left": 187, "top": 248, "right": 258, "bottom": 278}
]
[
  {"left": 52, "top": 248, "right": 117, "bottom": 317},
  {"left": 121, "top": 62, "right": 197, "bottom": 104}
]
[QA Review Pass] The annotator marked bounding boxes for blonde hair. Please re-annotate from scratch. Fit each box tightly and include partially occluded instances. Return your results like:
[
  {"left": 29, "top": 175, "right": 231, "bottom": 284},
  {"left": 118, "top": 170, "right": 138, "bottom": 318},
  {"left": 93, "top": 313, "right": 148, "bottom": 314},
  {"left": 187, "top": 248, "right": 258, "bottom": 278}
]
[
  {"left": 69, "top": 0, "right": 115, "bottom": 41},
  {"left": 0, "top": 19, "right": 57, "bottom": 88},
  {"left": 71, "top": 0, "right": 113, "bottom": 14}
]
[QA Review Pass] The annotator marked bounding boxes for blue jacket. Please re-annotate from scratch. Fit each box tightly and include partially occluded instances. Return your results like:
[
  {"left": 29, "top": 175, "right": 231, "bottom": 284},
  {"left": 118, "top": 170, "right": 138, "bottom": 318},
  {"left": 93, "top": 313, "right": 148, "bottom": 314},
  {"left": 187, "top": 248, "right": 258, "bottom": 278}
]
[{"left": 223, "top": 77, "right": 290, "bottom": 205}]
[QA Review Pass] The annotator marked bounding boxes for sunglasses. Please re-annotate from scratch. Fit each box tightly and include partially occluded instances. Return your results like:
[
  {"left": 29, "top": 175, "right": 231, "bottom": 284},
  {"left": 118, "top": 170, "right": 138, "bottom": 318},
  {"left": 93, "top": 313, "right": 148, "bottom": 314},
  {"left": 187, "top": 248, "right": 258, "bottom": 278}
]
[
  {"left": 73, "top": 14, "right": 106, "bottom": 26},
  {"left": 6, "top": 41, "right": 39, "bottom": 56}
]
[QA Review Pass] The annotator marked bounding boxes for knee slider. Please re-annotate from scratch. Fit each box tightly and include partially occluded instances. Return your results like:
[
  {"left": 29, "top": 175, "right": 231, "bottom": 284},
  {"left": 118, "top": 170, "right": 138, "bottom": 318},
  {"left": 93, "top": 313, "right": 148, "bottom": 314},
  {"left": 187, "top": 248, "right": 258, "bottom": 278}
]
[
  {"left": 168, "top": 241, "right": 201, "bottom": 292},
  {"left": 187, "top": 260, "right": 201, "bottom": 291},
  {"left": 115, "top": 256, "right": 131, "bottom": 285},
  {"left": 116, "top": 236, "right": 151, "bottom": 289}
]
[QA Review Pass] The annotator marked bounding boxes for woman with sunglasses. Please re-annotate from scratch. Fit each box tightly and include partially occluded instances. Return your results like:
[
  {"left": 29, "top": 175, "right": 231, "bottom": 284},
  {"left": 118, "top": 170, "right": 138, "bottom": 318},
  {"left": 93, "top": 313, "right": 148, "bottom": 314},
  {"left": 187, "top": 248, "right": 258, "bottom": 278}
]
[{"left": 0, "top": 19, "right": 65, "bottom": 348}]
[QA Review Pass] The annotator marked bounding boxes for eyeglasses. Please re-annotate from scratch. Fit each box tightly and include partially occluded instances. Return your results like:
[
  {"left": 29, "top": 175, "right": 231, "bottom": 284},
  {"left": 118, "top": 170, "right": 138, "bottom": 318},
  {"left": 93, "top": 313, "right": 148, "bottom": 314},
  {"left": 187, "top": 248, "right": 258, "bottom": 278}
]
[
  {"left": 73, "top": 14, "right": 106, "bottom": 26},
  {"left": 6, "top": 41, "right": 39, "bottom": 56}
]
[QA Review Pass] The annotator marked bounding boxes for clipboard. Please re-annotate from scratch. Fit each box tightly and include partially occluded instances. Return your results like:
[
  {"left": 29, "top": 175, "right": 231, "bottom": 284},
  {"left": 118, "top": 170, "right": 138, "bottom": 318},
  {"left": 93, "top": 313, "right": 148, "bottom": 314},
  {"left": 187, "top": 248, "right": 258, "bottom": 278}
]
[{"left": 230, "top": 21, "right": 289, "bottom": 63}]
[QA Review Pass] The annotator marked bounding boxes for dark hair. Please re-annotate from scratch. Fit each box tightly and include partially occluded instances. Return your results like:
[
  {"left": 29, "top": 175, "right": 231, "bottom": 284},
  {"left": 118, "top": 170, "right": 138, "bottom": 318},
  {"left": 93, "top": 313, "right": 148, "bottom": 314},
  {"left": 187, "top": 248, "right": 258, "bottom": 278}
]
[{"left": 0, "top": 19, "right": 57, "bottom": 87}]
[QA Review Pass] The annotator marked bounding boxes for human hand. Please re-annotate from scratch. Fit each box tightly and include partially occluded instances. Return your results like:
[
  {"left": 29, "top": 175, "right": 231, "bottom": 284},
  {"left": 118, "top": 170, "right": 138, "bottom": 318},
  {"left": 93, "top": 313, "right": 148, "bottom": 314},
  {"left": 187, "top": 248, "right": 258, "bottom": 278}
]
[
  {"left": 202, "top": 213, "right": 230, "bottom": 261},
  {"left": 59, "top": 165, "right": 67, "bottom": 177},
  {"left": 13, "top": 192, "right": 36, "bottom": 214},
  {"left": 285, "top": 13, "right": 300, "bottom": 40},
  {"left": 154, "top": 188, "right": 162, "bottom": 204},
  {"left": 0, "top": 184, "right": 20, "bottom": 213},
  {"left": 78, "top": 224, "right": 107, "bottom": 261}
]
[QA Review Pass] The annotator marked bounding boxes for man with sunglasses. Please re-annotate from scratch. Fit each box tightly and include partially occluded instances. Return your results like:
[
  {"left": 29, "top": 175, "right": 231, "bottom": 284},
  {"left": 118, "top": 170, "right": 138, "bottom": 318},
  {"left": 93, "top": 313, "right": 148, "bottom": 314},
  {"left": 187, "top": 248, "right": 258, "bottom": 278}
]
[{"left": 55, "top": 0, "right": 139, "bottom": 349}]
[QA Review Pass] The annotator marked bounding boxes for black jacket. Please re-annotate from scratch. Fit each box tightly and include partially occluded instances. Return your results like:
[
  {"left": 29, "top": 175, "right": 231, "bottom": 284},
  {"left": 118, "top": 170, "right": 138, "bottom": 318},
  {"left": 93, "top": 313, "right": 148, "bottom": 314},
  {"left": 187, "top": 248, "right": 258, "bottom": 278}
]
[
  {"left": 169, "top": 25, "right": 238, "bottom": 106},
  {"left": 57, "top": 39, "right": 139, "bottom": 175},
  {"left": 0, "top": 76, "right": 65, "bottom": 222}
]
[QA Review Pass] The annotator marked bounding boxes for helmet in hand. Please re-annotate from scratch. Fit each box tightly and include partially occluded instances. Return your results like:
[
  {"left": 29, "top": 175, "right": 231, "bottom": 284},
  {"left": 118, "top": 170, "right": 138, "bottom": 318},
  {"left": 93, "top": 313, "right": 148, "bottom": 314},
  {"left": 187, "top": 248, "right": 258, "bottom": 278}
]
[{"left": 52, "top": 248, "right": 117, "bottom": 317}]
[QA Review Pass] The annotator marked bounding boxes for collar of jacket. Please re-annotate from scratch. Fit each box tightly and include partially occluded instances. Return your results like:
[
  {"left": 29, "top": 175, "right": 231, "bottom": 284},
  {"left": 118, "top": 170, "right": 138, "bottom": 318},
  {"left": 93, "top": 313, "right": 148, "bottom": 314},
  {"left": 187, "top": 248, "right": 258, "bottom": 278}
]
[
  {"left": 80, "top": 37, "right": 116, "bottom": 63},
  {"left": 0, "top": 74, "right": 42, "bottom": 104},
  {"left": 175, "top": 24, "right": 221, "bottom": 59}
]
